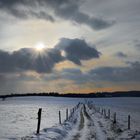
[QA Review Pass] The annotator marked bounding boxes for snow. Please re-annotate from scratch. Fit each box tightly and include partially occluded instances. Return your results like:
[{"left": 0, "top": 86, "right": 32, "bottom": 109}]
[
  {"left": 0, "top": 97, "right": 140, "bottom": 140},
  {"left": 89, "top": 97, "right": 140, "bottom": 131},
  {"left": 0, "top": 96, "right": 84, "bottom": 139},
  {"left": 86, "top": 103, "right": 140, "bottom": 140}
]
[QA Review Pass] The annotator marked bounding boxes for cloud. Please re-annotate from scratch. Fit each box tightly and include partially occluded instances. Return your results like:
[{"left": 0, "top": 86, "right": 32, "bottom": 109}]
[
  {"left": 0, "top": 48, "right": 64, "bottom": 73},
  {"left": 114, "top": 52, "right": 127, "bottom": 58},
  {"left": 135, "top": 44, "right": 140, "bottom": 48},
  {"left": 44, "top": 61, "right": 140, "bottom": 84},
  {"left": 0, "top": 74, "right": 6, "bottom": 84},
  {"left": 1, "top": 60, "right": 140, "bottom": 94},
  {"left": 43, "top": 68, "right": 89, "bottom": 85},
  {"left": 133, "top": 40, "right": 140, "bottom": 50},
  {"left": 0, "top": 0, "right": 115, "bottom": 30},
  {"left": 0, "top": 50, "right": 15, "bottom": 72},
  {"left": 47, "top": 0, "right": 115, "bottom": 30},
  {"left": 89, "top": 61, "right": 140, "bottom": 82},
  {"left": 41, "top": 61, "right": 140, "bottom": 86},
  {"left": 0, "top": 0, "right": 55, "bottom": 22},
  {"left": 55, "top": 38, "right": 100, "bottom": 65},
  {"left": 0, "top": 38, "right": 100, "bottom": 73},
  {"left": 60, "top": 68, "right": 86, "bottom": 83}
]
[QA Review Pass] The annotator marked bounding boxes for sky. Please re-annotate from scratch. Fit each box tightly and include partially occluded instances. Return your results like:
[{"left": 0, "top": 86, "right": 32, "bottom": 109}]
[{"left": 0, "top": 0, "right": 140, "bottom": 95}]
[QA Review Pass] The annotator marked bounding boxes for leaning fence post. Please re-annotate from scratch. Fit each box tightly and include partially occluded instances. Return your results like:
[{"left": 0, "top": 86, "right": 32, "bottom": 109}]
[
  {"left": 37, "top": 108, "right": 42, "bottom": 134},
  {"left": 59, "top": 111, "right": 61, "bottom": 124},
  {"left": 128, "top": 115, "right": 130, "bottom": 129}
]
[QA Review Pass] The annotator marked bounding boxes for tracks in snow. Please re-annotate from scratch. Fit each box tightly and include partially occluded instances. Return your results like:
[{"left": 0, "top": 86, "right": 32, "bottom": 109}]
[
  {"left": 70, "top": 105, "right": 106, "bottom": 140},
  {"left": 72, "top": 109, "right": 84, "bottom": 140}
]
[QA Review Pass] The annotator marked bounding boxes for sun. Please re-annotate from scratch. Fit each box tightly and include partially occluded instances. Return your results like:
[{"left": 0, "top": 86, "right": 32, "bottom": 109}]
[{"left": 35, "top": 42, "right": 45, "bottom": 51}]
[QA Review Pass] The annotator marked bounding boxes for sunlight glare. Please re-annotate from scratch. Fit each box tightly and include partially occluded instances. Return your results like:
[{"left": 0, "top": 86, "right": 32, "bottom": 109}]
[{"left": 35, "top": 42, "right": 45, "bottom": 51}]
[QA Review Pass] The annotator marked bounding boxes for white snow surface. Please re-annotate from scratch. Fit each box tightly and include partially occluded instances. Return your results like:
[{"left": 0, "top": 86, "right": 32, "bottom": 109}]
[{"left": 0, "top": 96, "right": 140, "bottom": 140}]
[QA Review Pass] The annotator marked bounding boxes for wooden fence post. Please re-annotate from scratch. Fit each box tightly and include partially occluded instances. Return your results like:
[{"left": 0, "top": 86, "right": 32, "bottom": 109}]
[
  {"left": 66, "top": 109, "right": 68, "bottom": 120},
  {"left": 113, "top": 112, "right": 116, "bottom": 124},
  {"left": 59, "top": 111, "right": 61, "bottom": 124},
  {"left": 70, "top": 109, "right": 72, "bottom": 118},
  {"left": 37, "top": 108, "right": 42, "bottom": 134},
  {"left": 108, "top": 109, "right": 110, "bottom": 119},
  {"left": 104, "top": 109, "right": 106, "bottom": 118},
  {"left": 101, "top": 109, "right": 103, "bottom": 115},
  {"left": 128, "top": 115, "right": 130, "bottom": 129}
]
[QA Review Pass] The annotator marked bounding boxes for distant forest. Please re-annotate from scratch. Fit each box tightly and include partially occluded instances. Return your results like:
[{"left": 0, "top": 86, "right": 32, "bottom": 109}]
[{"left": 0, "top": 91, "right": 140, "bottom": 99}]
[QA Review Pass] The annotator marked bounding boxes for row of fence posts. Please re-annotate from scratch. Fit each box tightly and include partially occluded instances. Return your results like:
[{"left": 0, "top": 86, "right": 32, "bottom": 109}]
[
  {"left": 36, "top": 103, "right": 81, "bottom": 134},
  {"left": 36, "top": 103, "right": 131, "bottom": 135},
  {"left": 92, "top": 105, "right": 131, "bottom": 130}
]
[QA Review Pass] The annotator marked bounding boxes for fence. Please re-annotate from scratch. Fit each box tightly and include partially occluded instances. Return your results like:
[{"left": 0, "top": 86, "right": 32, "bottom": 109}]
[
  {"left": 36, "top": 102, "right": 131, "bottom": 134},
  {"left": 87, "top": 102, "right": 131, "bottom": 130},
  {"left": 36, "top": 103, "right": 81, "bottom": 134}
]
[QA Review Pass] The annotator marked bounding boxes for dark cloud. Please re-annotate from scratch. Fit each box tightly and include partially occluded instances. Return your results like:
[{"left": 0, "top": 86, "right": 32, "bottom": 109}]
[
  {"left": 0, "top": 48, "right": 64, "bottom": 73},
  {"left": 43, "top": 68, "right": 89, "bottom": 85},
  {"left": 55, "top": 38, "right": 100, "bottom": 65},
  {"left": 89, "top": 61, "right": 140, "bottom": 82},
  {"left": 0, "top": 74, "right": 6, "bottom": 84},
  {"left": 44, "top": 61, "right": 140, "bottom": 84},
  {"left": 135, "top": 44, "right": 140, "bottom": 48},
  {"left": 61, "top": 68, "right": 90, "bottom": 84},
  {"left": 130, "top": 40, "right": 140, "bottom": 51},
  {"left": 43, "top": 68, "right": 82, "bottom": 80},
  {"left": 0, "top": 0, "right": 115, "bottom": 30},
  {"left": 114, "top": 52, "right": 127, "bottom": 58},
  {"left": 1, "top": 60, "right": 138, "bottom": 88},
  {"left": 0, "top": 0, "right": 55, "bottom": 21},
  {"left": 61, "top": 68, "right": 84, "bottom": 81},
  {"left": 134, "top": 40, "right": 140, "bottom": 50},
  {"left": 46, "top": 0, "right": 115, "bottom": 30},
  {"left": 0, "top": 50, "right": 15, "bottom": 72},
  {"left": 17, "top": 72, "right": 39, "bottom": 81},
  {"left": 40, "top": 61, "right": 140, "bottom": 86},
  {"left": 0, "top": 38, "right": 100, "bottom": 73}
]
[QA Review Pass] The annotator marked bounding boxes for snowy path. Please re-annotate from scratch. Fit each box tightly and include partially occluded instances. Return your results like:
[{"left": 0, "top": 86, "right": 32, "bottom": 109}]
[
  {"left": 84, "top": 106, "right": 106, "bottom": 140},
  {"left": 71, "top": 109, "right": 84, "bottom": 140},
  {"left": 89, "top": 111, "right": 106, "bottom": 140},
  {"left": 67, "top": 105, "right": 106, "bottom": 140},
  {"left": 65, "top": 104, "right": 140, "bottom": 140}
]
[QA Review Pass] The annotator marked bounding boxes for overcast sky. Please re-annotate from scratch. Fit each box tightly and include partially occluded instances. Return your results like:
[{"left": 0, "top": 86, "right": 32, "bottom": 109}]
[{"left": 0, "top": 0, "right": 140, "bottom": 95}]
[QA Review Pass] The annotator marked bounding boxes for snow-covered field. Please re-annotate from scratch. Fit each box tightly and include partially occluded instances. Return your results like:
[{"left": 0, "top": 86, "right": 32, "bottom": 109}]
[{"left": 0, "top": 96, "right": 140, "bottom": 140}]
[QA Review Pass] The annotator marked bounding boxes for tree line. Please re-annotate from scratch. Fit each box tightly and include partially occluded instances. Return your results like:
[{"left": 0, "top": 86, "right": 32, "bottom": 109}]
[{"left": 0, "top": 91, "right": 140, "bottom": 99}]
